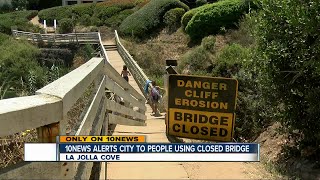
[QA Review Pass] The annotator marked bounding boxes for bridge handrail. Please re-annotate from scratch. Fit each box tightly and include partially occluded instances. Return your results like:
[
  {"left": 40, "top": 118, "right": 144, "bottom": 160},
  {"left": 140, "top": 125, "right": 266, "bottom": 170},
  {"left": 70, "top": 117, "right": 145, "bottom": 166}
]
[
  {"left": 98, "top": 32, "right": 110, "bottom": 63},
  {"left": 12, "top": 30, "right": 100, "bottom": 44},
  {"left": 114, "top": 30, "right": 152, "bottom": 98}
]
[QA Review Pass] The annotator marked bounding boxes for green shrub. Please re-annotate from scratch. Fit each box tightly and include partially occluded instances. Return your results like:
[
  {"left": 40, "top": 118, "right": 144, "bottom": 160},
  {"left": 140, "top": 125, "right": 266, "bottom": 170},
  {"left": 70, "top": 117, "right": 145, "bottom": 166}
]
[
  {"left": 58, "top": 18, "right": 73, "bottom": 33},
  {"left": 178, "top": 46, "right": 211, "bottom": 73},
  {"left": 201, "top": 35, "right": 216, "bottom": 52},
  {"left": 71, "top": 3, "right": 95, "bottom": 17},
  {"left": 185, "top": 0, "right": 251, "bottom": 39},
  {"left": 105, "top": 9, "right": 135, "bottom": 28},
  {"left": 96, "top": 6, "right": 122, "bottom": 20},
  {"left": 90, "top": 26, "right": 99, "bottom": 32},
  {"left": 0, "top": 10, "right": 38, "bottom": 34},
  {"left": 181, "top": 5, "right": 207, "bottom": 29},
  {"left": 0, "top": 33, "right": 10, "bottom": 45},
  {"left": 119, "top": 0, "right": 189, "bottom": 38},
  {"left": 0, "top": 36, "right": 42, "bottom": 95},
  {"left": 80, "top": 14, "right": 92, "bottom": 26},
  {"left": 210, "top": 43, "right": 274, "bottom": 141},
  {"left": 254, "top": 0, "right": 320, "bottom": 151},
  {"left": 38, "top": 1, "right": 142, "bottom": 27},
  {"left": 164, "top": 8, "right": 185, "bottom": 32},
  {"left": 97, "top": 0, "right": 137, "bottom": 10},
  {"left": 38, "top": 6, "right": 72, "bottom": 25},
  {"left": 90, "top": 16, "right": 102, "bottom": 26},
  {"left": 196, "top": 0, "right": 207, "bottom": 7}
]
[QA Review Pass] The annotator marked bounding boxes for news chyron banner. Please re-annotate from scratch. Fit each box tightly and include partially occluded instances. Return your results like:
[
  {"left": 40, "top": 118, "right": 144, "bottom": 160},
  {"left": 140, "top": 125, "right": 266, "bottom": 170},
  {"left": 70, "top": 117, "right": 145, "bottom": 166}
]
[
  {"left": 167, "top": 74, "right": 238, "bottom": 142},
  {"left": 24, "top": 136, "right": 260, "bottom": 162}
]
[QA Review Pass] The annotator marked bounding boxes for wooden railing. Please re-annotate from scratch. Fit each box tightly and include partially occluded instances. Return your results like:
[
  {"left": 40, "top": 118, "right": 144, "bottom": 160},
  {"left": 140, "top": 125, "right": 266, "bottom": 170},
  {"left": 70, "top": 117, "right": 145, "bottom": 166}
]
[
  {"left": 12, "top": 30, "right": 109, "bottom": 63},
  {"left": 12, "top": 30, "right": 100, "bottom": 44},
  {"left": 114, "top": 30, "right": 152, "bottom": 98},
  {"left": 0, "top": 32, "right": 147, "bottom": 179}
]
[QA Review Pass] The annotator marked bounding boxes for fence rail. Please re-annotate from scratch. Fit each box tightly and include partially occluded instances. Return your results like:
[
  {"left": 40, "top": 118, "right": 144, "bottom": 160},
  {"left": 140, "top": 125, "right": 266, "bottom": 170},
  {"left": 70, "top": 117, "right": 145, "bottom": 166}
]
[
  {"left": 114, "top": 30, "right": 152, "bottom": 98},
  {"left": 12, "top": 30, "right": 100, "bottom": 44},
  {"left": 1, "top": 31, "right": 147, "bottom": 179}
]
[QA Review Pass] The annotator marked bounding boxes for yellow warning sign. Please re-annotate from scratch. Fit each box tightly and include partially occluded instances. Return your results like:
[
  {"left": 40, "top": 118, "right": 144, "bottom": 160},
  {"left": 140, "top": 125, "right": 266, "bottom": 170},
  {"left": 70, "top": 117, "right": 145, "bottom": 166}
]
[{"left": 167, "top": 74, "right": 238, "bottom": 142}]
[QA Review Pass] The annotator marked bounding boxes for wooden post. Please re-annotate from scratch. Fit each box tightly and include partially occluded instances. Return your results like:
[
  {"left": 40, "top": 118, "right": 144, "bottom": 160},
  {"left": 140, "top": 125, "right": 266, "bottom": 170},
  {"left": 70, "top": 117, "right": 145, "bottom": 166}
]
[{"left": 36, "top": 122, "right": 59, "bottom": 143}]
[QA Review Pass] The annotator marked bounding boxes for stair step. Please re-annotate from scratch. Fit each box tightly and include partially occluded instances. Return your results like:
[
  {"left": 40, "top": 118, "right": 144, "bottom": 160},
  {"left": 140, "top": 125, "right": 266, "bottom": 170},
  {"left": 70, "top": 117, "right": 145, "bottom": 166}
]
[{"left": 104, "top": 45, "right": 117, "bottom": 47}]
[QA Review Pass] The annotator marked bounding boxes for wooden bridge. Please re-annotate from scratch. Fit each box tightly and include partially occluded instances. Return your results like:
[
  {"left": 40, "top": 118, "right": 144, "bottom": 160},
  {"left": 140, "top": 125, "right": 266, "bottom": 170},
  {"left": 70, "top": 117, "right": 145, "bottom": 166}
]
[{"left": 0, "top": 30, "right": 166, "bottom": 179}]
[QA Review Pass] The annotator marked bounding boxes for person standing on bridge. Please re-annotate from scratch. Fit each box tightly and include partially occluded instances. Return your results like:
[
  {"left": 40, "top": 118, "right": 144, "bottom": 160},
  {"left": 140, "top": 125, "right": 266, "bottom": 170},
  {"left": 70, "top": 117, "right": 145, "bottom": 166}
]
[
  {"left": 121, "top": 65, "right": 131, "bottom": 82},
  {"left": 150, "top": 81, "right": 164, "bottom": 116}
]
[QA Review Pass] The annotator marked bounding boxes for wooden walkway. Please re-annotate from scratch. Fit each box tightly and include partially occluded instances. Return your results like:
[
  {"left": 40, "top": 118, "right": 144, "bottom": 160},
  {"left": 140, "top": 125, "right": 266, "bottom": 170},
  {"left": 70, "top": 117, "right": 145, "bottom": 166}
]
[{"left": 102, "top": 39, "right": 189, "bottom": 179}]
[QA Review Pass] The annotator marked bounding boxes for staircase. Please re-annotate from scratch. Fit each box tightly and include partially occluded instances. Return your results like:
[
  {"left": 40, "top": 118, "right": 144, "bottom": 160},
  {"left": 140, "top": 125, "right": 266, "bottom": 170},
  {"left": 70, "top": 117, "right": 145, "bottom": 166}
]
[{"left": 104, "top": 44, "right": 118, "bottom": 51}]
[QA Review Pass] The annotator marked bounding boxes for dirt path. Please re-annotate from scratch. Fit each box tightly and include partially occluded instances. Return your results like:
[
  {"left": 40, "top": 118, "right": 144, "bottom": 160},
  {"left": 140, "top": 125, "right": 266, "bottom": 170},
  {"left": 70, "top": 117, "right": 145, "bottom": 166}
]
[
  {"left": 102, "top": 37, "right": 278, "bottom": 180},
  {"left": 30, "top": 15, "right": 55, "bottom": 33}
]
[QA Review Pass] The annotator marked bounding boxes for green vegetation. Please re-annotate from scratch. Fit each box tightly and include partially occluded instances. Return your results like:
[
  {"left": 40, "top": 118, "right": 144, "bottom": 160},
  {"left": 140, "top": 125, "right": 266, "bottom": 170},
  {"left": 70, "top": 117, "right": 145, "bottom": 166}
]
[
  {"left": 196, "top": 0, "right": 207, "bottom": 7},
  {"left": 0, "top": 33, "right": 96, "bottom": 99},
  {"left": 201, "top": 35, "right": 215, "bottom": 52},
  {"left": 163, "top": 8, "right": 185, "bottom": 32},
  {"left": 181, "top": 4, "right": 209, "bottom": 29},
  {"left": 178, "top": 46, "right": 211, "bottom": 73},
  {"left": 38, "top": 0, "right": 148, "bottom": 27},
  {"left": 59, "top": 18, "right": 74, "bottom": 33},
  {"left": 185, "top": 0, "right": 251, "bottom": 39},
  {"left": 0, "top": 34, "right": 44, "bottom": 97},
  {"left": 119, "top": 0, "right": 189, "bottom": 38},
  {"left": 0, "top": 10, "right": 39, "bottom": 34},
  {"left": 254, "top": 0, "right": 320, "bottom": 152},
  {"left": 105, "top": 9, "right": 135, "bottom": 28}
]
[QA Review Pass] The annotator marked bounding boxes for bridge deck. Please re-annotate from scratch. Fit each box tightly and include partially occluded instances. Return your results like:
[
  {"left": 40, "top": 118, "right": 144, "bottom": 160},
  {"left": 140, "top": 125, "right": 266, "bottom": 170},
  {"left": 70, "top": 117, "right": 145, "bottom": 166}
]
[{"left": 102, "top": 40, "right": 189, "bottom": 179}]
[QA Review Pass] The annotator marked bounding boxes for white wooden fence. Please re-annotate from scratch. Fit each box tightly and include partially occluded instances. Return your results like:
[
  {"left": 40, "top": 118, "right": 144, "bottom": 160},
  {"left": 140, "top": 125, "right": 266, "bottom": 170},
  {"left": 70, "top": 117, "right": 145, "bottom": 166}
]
[
  {"left": 12, "top": 30, "right": 100, "bottom": 44},
  {"left": 0, "top": 32, "right": 147, "bottom": 179}
]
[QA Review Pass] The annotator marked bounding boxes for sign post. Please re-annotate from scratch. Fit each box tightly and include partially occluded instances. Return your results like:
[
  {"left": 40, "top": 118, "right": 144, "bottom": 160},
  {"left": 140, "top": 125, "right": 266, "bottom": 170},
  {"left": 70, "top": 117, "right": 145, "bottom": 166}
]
[{"left": 167, "top": 75, "right": 238, "bottom": 142}]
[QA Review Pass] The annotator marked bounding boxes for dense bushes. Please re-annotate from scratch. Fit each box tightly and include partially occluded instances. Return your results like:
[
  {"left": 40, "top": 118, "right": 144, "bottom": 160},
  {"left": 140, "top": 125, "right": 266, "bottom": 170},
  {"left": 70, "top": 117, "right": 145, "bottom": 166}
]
[
  {"left": 196, "top": 0, "right": 207, "bottom": 7},
  {"left": 181, "top": 5, "right": 207, "bottom": 29},
  {"left": 38, "top": 0, "right": 148, "bottom": 27},
  {"left": 212, "top": 43, "right": 275, "bottom": 141},
  {"left": 0, "top": 34, "right": 95, "bottom": 99},
  {"left": 58, "top": 18, "right": 74, "bottom": 33},
  {"left": 0, "top": 10, "right": 38, "bottom": 34},
  {"left": 178, "top": 45, "right": 211, "bottom": 74},
  {"left": 95, "top": 6, "right": 122, "bottom": 20},
  {"left": 0, "top": 35, "right": 42, "bottom": 97},
  {"left": 164, "top": 8, "right": 185, "bottom": 32},
  {"left": 254, "top": 0, "right": 320, "bottom": 151},
  {"left": 185, "top": 0, "right": 251, "bottom": 39},
  {"left": 201, "top": 35, "right": 215, "bottom": 52},
  {"left": 119, "top": 0, "right": 189, "bottom": 38},
  {"left": 105, "top": 9, "right": 135, "bottom": 28},
  {"left": 38, "top": 6, "right": 72, "bottom": 25}
]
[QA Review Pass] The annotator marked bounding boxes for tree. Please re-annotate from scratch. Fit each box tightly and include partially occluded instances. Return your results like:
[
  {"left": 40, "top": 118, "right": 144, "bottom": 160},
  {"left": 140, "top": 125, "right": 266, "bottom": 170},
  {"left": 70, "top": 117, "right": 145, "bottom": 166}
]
[
  {"left": 27, "top": 0, "right": 40, "bottom": 10},
  {"left": 11, "top": 0, "right": 28, "bottom": 10},
  {"left": 255, "top": 0, "right": 320, "bottom": 150}
]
